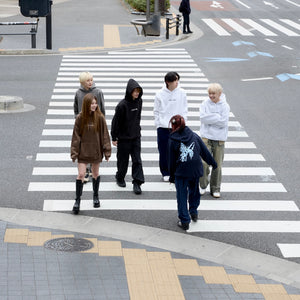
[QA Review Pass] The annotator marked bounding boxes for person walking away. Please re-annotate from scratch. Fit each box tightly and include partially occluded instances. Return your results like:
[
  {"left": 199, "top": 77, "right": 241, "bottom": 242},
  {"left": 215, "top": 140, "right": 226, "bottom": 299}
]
[
  {"left": 168, "top": 115, "right": 217, "bottom": 230},
  {"left": 199, "top": 83, "right": 230, "bottom": 198},
  {"left": 154, "top": 71, "right": 188, "bottom": 182},
  {"left": 73, "top": 71, "right": 106, "bottom": 183},
  {"left": 111, "top": 79, "right": 145, "bottom": 195},
  {"left": 71, "top": 93, "right": 111, "bottom": 214},
  {"left": 179, "top": 0, "right": 192, "bottom": 34}
]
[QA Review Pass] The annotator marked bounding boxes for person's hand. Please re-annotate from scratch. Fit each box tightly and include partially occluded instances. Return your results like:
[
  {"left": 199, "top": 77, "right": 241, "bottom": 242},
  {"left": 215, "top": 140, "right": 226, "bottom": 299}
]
[{"left": 112, "top": 141, "right": 118, "bottom": 147}]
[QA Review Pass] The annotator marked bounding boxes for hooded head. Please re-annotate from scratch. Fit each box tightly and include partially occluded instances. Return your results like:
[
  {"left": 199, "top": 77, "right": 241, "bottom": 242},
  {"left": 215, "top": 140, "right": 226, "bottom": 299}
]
[{"left": 125, "top": 79, "right": 143, "bottom": 101}]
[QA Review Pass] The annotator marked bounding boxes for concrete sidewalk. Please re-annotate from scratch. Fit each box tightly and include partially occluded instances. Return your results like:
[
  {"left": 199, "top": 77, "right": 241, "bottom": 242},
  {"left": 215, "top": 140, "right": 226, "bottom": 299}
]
[
  {"left": 0, "top": 0, "right": 199, "bottom": 55},
  {"left": 1, "top": 207, "right": 300, "bottom": 299}
]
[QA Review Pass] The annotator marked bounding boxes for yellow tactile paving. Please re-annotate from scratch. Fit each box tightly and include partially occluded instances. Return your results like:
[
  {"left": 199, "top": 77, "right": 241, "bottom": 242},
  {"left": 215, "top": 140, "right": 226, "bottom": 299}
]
[
  {"left": 98, "top": 240, "right": 122, "bottom": 256},
  {"left": 229, "top": 274, "right": 261, "bottom": 293},
  {"left": 123, "top": 248, "right": 157, "bottom": 300},
  {"left": 3, "top": 229, "right": 300, "bottom": 300},
  {"left": 173, "top": 258, "right": 202, "bottom": 276},
  {"left": 4, "top": 228, "right": 29, "bottom": 244},
  {"left": 50, "top": 234, "right": 74, "bottom": 239},
  {"left": 200, "top": 266, "right": 231, "bottom": 284},
  {"left": 27, "top": 231, "right": 52, "bottom": 246},
  {"left": 104, "top": 24, "right": 121, "bottom": 48}
]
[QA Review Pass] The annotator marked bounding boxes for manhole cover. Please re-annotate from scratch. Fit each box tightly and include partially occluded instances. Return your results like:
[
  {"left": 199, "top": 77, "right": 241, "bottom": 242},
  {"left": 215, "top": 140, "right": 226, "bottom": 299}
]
[{"left": 44, "top": 237, "right": 94, "bottom": 252}]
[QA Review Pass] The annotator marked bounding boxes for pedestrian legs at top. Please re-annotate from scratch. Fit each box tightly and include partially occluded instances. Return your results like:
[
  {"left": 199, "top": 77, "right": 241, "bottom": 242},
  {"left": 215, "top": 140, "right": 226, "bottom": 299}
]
[
  {"left": 199, "top": 139, "right": 224, "bottom": 197},
  {"left": 182, "top": 13, "right": 192, "bottom": 34}
]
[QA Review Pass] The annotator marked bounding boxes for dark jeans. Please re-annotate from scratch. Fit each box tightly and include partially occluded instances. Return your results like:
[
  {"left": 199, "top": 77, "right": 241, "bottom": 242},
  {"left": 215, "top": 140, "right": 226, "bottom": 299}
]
[
  {"left": 175, "top": 176, "right": 200, "bottom": 224},
  {"left": 157, "top": 127, "right": 170, "bottom": 177},
  {"left": 182, "top": 13, "right": 190, "bottom": 32},
  {"left": 116, "top": 137, "right": 144, "bottom": 185}
]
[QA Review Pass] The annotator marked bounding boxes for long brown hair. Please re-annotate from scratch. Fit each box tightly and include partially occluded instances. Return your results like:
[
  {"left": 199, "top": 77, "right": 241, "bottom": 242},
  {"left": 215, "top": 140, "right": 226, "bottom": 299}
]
[{"left": 80, "top": 93, "right": 101, "bottom": 134}]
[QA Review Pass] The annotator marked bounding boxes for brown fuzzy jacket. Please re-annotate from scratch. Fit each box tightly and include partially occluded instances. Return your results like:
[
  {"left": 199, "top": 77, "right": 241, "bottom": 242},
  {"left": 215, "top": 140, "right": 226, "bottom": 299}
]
[{"left": 71, "top": 112, "right": 111, "bottom": 164}]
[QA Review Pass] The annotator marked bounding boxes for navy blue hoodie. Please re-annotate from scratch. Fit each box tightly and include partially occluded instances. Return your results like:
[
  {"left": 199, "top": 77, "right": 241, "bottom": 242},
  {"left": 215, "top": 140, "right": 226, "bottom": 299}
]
[
  {"left": 168, "top": 126, "right": 217, "bottom": 182},
  {"left": 111, "top": 79, "right": 143, "bottom": 141}
]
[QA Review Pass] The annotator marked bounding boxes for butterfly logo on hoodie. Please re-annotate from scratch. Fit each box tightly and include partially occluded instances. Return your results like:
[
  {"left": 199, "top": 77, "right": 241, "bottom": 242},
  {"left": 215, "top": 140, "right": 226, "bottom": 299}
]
[{"left": 180, "top": 142, "right": 195, "bottom": 162}]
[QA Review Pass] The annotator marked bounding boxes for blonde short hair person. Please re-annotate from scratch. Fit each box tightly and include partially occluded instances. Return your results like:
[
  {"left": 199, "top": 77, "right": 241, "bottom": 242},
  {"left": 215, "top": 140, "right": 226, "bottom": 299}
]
[{"left": 199, "top": 83, "right": 230, "bottom": 198}]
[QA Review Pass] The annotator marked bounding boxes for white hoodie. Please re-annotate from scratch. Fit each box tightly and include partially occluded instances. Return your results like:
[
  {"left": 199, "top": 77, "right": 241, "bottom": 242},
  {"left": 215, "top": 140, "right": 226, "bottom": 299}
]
[
  {"left": 154, "top": 86, "right": 188, "bottom": 128},
  {"left": 200, "top": 93, "right": 230, "bottom": 141}
]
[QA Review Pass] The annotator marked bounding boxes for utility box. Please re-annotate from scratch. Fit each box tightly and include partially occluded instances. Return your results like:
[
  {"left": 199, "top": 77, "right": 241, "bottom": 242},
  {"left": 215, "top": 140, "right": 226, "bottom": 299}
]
[{"left": 19, "top": 0, "right": 51, "bottom": 17}]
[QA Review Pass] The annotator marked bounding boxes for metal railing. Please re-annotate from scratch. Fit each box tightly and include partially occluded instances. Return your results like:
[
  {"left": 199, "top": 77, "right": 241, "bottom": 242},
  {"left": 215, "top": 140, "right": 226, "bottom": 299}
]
[
  {"left": 0, "top": 19, "right": 39, "bottom": 48},
  {"left": 166, "top": 14, "right": 181, "bottom": 39}
]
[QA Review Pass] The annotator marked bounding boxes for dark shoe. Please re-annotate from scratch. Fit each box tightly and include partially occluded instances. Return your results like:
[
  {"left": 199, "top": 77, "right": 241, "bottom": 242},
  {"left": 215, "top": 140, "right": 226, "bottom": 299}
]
[
  {"left": 187, "top": 30, "right": 193, "bottom": 33},
  {"left": 177, "top": 220, "right": 189, "bottom": 230},
  {"left": 116, "top": 176, "right": 126, "bottom": 187},
  {"left": 133, "top": 182, "right": 142, "bottom": 195},
  {"left": 191, "top": 214, "right": 198, "bottom": 222},
  {"left": 83, "top": 171, "right": 90, "bottom": 184},
  {"left": 183, "top": 31, "right": 188, "bottom": 34},
  {"left": 92, "top": 176, "right": 100, "bottom": 208}
]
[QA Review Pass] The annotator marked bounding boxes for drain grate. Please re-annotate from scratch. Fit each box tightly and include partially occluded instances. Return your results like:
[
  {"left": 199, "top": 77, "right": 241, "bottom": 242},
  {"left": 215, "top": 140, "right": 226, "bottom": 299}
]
[{"left": 44, "top": 237, "right": 94, "bottom": 252}]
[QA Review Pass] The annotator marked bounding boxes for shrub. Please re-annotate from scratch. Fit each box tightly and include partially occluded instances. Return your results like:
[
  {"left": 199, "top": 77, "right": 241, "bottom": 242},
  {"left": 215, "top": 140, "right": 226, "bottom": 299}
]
[{"left": 125, "top": 0, "right": 170, "bottom": 12}]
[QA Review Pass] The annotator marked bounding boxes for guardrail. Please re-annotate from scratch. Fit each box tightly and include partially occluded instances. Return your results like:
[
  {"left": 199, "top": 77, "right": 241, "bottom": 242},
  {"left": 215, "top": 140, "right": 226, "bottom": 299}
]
[
  {"left": 0, "top": 19, "right": 39, "bottom": 48},
  {"left": 166, "top": 14, "right": 181, "bottom": 39}
]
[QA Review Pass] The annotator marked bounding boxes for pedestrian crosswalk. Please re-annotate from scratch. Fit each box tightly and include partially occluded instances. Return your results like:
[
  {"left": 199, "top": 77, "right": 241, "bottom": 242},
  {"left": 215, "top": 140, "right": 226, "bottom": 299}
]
[
  {"left": 201, "top": 18, "right": 300, "bottom": 36},
  {"left": 28, "top": 48, "right": 300, "bottom": 257}
]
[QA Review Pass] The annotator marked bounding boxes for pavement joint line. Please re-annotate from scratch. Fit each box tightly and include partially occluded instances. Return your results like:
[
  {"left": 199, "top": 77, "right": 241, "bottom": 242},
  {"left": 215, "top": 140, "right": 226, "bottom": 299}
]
[
  {"left": 0, "top": 207, "right": 300, "bottom": 289},
  {"left": 3, "top": 227, "right": 300, "bottom": 299}
]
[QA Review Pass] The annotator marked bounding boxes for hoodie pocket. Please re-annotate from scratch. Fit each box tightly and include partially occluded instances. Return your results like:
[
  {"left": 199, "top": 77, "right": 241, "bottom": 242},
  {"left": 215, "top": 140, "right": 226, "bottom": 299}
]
[{"left": 80, "top": 143, "right": 99, "bottom": 160}]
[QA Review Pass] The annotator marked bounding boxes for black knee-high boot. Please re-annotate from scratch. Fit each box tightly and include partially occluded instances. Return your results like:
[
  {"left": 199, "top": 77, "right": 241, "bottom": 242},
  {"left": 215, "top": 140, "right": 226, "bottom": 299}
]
[
  {"left": 73, "top": 179, "right": 83, "bottom": 214},
  {"left": 92, "top": 176, "right": 100, "bottom": 208}
]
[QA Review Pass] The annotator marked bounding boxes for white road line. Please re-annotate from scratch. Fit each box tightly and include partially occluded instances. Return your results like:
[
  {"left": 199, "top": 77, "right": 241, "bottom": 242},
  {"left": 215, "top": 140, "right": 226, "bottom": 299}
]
[
  {"left": 59, "top": 67, "right": 202, "bottom": 72},
  {"left": 202, "top": 19, "right": 231, "bottom": 36},
  {"left": 240, "top": 19, "right": 277, "bottom": 36},
  {"left": 53, "top": 88, "right": 208, "bottom": 94},
  {"left": 284, "top": 0, "right": 300, "bottom": 8},
  {"left": 39, "top": 140, "right": 256, "bottom": 149},
  {"left": 277, "top": 244, "right": 300, "bottom": 258},
  {"left": 57, "top": 72, "right": 205, "bottom": 77},
  {"left": 281, "top": 45, "right": 293, "bottom": 50},
  {"left": 42, "top": 200, "right": 298, "bottom": 212},
  {"left": 44, "top": 118, "right": 242, "bottom": 128},
  {"left": 51, "top": 94, "right": 208, "bottom": 101},
  {"left": 28, "top": 182, "right": 286, "bottom": 192},
  {"left": 279, "top": 19, "right": 300, "bottom": 31},
  {"left": 61, "top": 58, "right": 195, "bottom": 63},
  {"left": 35, "top": 153, "right": 264, "bottom": 161},
  {"left": 60, "top": 63, "right": 198, "bottom": 67},
  {"left": 56, "top": 77, "right": 209, "bottom": 82},
  {"left": 260, "top": 19, "right": 300, "bottom": 36},
  {"left": 187, "top": 221, "right": 300, "bottom": 233},
  {"left": 234, "top": 0, "right": 251, "bottom": 9},
  {"left": 241, "top": 77, "right": 273, "bottom": 82},
  {"left": 41, "top": 129, "right": 248, "bottom": 138},
  {"left": 32, "top": 167, "right": 275, "bottom": 176},
  {"left": 221, "top": 19, "right": 254, "bottom": 36},
  {"left": 54, "top": 82, "right": 209, "bottom": 88}
]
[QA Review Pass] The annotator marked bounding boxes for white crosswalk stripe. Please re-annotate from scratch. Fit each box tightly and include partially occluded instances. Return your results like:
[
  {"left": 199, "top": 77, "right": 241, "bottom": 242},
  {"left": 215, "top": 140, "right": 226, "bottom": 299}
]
[
  {"left": 201, "top": 18, "right": 300, "bottom": 36},
  {"left": 28, "top": 48, "right": 300, "bottom": 251}
]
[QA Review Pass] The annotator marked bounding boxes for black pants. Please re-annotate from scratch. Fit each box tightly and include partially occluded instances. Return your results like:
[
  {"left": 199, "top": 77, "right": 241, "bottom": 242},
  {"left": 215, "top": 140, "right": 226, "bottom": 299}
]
[
  {"left": 183, "top": 13, "right": 190, "bottom": 32},
  {"left": 116, "top": 137, "right": 144, "bottom": 185}
]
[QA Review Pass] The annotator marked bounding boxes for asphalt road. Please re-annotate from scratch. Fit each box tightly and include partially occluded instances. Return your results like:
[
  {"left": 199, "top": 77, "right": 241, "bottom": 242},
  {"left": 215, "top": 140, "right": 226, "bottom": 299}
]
[{"left": 1, "top": 0, "right": 299, "bottom": 263}]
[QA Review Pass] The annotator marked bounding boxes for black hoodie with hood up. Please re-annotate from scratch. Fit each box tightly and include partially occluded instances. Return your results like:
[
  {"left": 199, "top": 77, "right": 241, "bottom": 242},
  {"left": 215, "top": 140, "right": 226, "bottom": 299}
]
[{"left": 111, "top": 79, "right": 143, "bottom": 141}]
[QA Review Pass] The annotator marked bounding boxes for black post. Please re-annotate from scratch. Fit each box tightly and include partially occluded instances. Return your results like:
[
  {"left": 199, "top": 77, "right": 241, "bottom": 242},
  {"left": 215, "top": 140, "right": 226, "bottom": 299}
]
[
  {"left": 30, "top": 27, "right": 36, "bottom": 48},
  {"left": 166, "top": 18, "right": 169, "bottom": 39},
  {"left": 176, "top": 14, "right": 180, "bottom": 36},
  {"left": 46, "top": 0, "right": 52, "bottom": 49}
]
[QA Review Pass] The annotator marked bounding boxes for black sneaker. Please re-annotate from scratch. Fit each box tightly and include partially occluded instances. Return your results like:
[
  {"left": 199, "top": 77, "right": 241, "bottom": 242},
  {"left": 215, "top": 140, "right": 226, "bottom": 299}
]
[
  {"left": 191, "top": 214, "right": 198, "bottom": 222},
  {"left": 177, "top": 221, "right": 189, "bottom": 230},
  {"left": 133, "top": 182, "right": 142, "bottom": 195},
  {"left": 83, "top": 172, "right": 90, "bottom": 183},
  {"left": 115, "top": 176, "right": 126, "bottom": 187}
]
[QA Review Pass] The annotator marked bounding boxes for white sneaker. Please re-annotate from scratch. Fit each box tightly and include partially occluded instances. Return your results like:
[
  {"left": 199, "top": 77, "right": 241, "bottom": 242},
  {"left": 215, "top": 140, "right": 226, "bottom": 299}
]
[
  {"left": 163, "top": 176, "right": 170, "bottom": 182},
  {"left": 212, "top": 192, "right": 220, "bottom": 198},
  {"left": 200, "top": 188, "right": 206, "bottom": 195}
]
